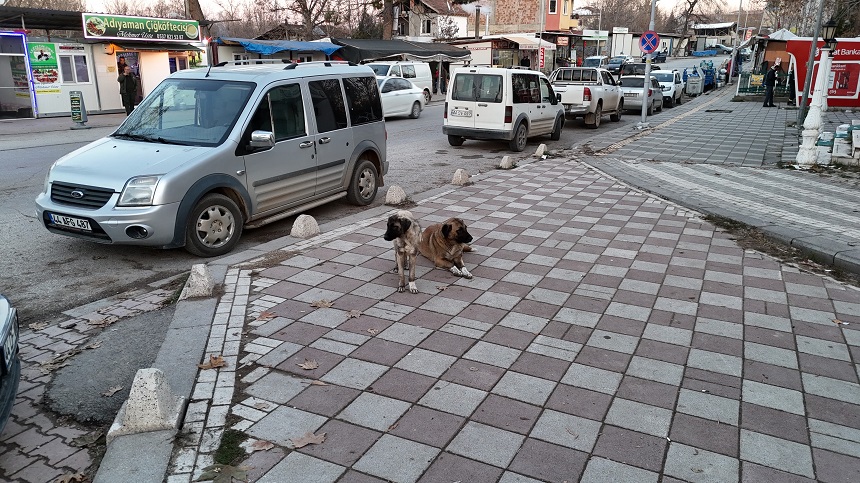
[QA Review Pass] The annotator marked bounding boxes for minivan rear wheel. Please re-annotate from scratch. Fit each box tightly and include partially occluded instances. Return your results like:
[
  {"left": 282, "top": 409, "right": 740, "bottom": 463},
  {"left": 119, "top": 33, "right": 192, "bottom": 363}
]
[
  {"left": 346, "top": 158, "right": 378, "bottom": 206},
  {"left": 185, "top": 193, "right": 243, "bottom": 257},
  {"left": 509, "top": 123, "right": 528, "bottom": 152},
  {"left": 448, "top": 135, "right": 464, "bottom": 146}
]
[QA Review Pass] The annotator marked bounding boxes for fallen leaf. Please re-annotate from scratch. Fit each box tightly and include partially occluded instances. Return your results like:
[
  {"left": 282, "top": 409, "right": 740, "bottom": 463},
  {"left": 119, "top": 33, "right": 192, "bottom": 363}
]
[
  {"left": 70, "top": 430, "right": 104, "bottom": 448},
  {"left": 436, "top": 285, "right": 448, "bottom": 291},
  {"left": 88, "top": 315, "right": 120, "bottom": 328},
  {"left": 347, "top": 310, "right": 362, "bottom": 319},
  {"left": 86, "top": 340, "right": 103, "bottom": 350},
  {"left": 387, "top": 423, "right": 398, "bottom": 432},
  {"left": 833, "top": 319, "right": 848, "bottom": 325},
  {"left": 198, "top": 354, "right": 228, "bottom": 370},
  {"left": 311, "top": 299, "right": 333, "bottom": 308},
  {"left": 250, "top": 440, "right": 275, "bottom": 452},
  {"left": 366, "top": 328, "right": 379, "bottom": 335},
  {"left": 254, "top": 402, "right": 271, "bottom": 410},
  {"left": 29, "top": 322, "right": 48, "bottom": 331},
  {"left": 101, "top": 385, "right": 123, "bottom": 397},
  {"left": 310, "top": 380, "right": 328, "bottom": 386},
  {"left": 54, "top": 473, "right": 85, "bottom": 483},
  {"left": 291, "top": 431, "right": 326, "bottom": 448},
  {"left": 297, "top": 359, "right": 319, "bottom": 370},
  {"left": 691, "top": 468, "right": 704, "bottom": 473},
  {"left": 194, "top": 464, "right": 249, "bottom": 483},
  {"left": 256, "top": 311, "right": 276, "bottom": 321}
]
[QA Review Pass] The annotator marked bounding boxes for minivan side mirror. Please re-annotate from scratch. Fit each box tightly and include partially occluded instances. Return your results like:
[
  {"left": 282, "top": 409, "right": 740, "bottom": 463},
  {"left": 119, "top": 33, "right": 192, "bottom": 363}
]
[
  {"left": 556, "top": 93, "right": 562, "bottom": 103},
  {"left": 248, "top": 130, "right": 275, "bottom": 149}
]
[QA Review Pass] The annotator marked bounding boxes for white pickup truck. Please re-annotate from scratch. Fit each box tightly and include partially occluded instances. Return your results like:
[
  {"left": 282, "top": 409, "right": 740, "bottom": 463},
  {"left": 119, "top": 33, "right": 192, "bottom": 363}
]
[{"left": 549, "top": 67, "right": 623, "bottom": 129}]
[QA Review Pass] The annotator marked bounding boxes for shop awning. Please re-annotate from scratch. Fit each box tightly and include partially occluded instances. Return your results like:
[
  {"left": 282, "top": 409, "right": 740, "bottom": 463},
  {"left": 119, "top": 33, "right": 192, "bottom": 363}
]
[
  {"left": 500, "top": 36, "right": 557, "bottom": 51},
  {"left": 216, "top": 37, "right": 341, "bottom": 56},
  {"left": 329, "top": 38, "right": 471, "bottom": 63},
  {"left": 115, "top": 42, "right": 202, "bottom": 52}
]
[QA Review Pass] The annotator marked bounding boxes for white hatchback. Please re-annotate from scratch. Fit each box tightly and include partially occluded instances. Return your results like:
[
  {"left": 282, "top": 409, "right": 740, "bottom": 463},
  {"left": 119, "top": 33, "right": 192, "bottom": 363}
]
[{"left": 443, "top": 66, "right": 565, "bottom": 152}]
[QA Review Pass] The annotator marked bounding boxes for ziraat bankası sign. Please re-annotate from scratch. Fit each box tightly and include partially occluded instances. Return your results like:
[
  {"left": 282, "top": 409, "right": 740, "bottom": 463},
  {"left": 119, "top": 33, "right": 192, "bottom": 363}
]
[{"left": 82, "top": 13, "right": 200, "bottom": 42}]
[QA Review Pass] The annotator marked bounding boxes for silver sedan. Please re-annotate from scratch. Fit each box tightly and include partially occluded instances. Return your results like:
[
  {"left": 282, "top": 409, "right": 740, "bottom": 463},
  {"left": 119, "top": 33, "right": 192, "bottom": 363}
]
[{"left": 618, "top": 75, "right": 664, "bottom": 115}]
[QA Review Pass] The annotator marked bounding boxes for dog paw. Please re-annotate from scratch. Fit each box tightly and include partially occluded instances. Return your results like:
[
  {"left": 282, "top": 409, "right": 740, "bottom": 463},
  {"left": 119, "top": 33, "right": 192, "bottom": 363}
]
[
  {"left": 460, "top": 267, "right": 473, "bottom": 279},
  {"left": 408, "top": 281, "right": 418, "bottom": 294},
  {"left": 449, "top": 266, "right": 462, "bottom": 276},
  {"left": 397, "top": 285, "right": 406, "bottom": 293},
  {"left": 391, "top": 266, "right": 400, "bottom": 273}
]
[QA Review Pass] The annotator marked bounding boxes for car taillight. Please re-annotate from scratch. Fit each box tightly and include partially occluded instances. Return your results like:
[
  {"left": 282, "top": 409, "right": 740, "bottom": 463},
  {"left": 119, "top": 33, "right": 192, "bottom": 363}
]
[
  {"left": 583, "top": 87, "right": 591, "bottom": 102},
  {"left": 504, "top": 106, "right": 512, "bottom": 124},
  {"left": 444, "top": 102, "right": 448, "bottom": 119},
  {"left": 648, "top": 88, "right": 654, "bottom": 96}
]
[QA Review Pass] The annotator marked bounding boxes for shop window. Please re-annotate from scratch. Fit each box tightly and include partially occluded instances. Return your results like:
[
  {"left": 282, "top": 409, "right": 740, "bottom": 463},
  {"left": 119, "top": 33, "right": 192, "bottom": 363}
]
[
  {"left": 549, "top": 0, "right": 557, "bottom": 14},
  {"left": 233, "top": 53, "right": 250, "bottom": 65},
  {"left": 563, "top": 0, "right": 568, "bottom": 15},
  {"left": 59, "top": 55, "right": 90, "bottom": 83},
  {"left": 421, "top": 19, "right": 432, "bottom": 35}
]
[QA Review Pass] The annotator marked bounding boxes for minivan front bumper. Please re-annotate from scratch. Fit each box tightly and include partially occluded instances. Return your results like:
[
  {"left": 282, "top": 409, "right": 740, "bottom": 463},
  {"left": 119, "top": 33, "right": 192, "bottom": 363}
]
[
  {"left": 35, "top": 191, "right": 181, "bottom": 248},
  {"left": 443, "top": 125, "right": 514, "bottom": 141}
]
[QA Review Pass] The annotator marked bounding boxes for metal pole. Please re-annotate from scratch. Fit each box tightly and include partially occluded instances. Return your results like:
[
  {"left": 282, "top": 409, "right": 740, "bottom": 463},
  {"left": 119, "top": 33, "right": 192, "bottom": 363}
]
[
  {"left": 729, "top": 0, "right": 742, "bottom": 84},
  {"left": 798, "top": 0, "right": 825, "bottom": 125},
  {"left": 637, "top": 0, "right": 657, "bottom": 128},
  {"left": 596, "top": 4, "right": 602, "bottom": 56}
]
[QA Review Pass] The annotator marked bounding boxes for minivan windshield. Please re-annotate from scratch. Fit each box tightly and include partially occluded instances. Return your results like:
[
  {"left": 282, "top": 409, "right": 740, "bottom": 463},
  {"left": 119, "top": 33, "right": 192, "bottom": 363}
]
[
  {"left": 112, "top": 78, "right": 254, "bottom": 147},
  {"left": 366, "top": 64, "right": 390, "bottom": 76}
]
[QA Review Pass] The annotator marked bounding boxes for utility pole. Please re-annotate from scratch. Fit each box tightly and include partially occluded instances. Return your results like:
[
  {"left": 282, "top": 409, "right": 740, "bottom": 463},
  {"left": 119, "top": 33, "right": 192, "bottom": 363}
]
[
  {"left": 729, "top": 0, "right": 743, "bottom": 84},
  {"left": 798, "top": 0, "right": 826, "bottom": 125},
  {"left": 637, "top": 0, "right": 658, "bottom": 129}
]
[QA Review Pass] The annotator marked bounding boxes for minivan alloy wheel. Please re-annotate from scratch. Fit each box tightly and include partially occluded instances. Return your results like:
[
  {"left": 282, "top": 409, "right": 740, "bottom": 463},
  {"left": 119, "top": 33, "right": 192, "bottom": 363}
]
[{"left": 346, "top": 158, "right": 378, "bottom": 206}]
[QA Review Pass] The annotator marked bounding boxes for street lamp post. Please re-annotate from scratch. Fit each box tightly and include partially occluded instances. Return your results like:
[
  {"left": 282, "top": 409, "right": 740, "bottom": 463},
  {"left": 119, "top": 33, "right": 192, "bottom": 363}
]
[
  {"left": 795, "top": 18, "right": 838, "bottom": 166},
  {"left": 636, "top": 0, "right": 658, "bottom": 129}
]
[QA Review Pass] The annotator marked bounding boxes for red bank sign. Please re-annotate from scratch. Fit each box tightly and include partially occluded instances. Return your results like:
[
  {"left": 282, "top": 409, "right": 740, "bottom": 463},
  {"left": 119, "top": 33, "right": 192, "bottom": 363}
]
[{"left": 786, "top": 38, "right": 860, "bottom": 107}]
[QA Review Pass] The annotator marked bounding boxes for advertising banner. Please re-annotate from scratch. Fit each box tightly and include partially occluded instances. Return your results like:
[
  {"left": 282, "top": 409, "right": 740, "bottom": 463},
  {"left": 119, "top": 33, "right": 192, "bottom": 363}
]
[
  {"left": 82, "top": 13, "right": 200, "bottom": 42},
  {"left": 27, "top": 43, "right": 60, "bottom": 94},
  {"left": 828, "top": 62, "right": 859, "bottom": 98},
  {"left": 786, "top": 38, "right": 860, "bottom": 107}
]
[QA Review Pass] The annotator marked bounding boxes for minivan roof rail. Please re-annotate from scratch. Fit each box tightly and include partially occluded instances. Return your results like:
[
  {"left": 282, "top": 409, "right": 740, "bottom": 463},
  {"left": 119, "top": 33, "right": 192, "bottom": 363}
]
[{"left": 284, "top": 60, "right": 357, "bottom": 70}]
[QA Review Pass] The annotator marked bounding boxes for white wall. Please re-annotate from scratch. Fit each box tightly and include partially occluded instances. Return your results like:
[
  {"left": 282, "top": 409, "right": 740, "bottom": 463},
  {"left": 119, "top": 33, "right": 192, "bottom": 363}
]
[
  {"left": 462, "top": 41, "right": 492, "bottom": 65},
  {"left": 140, "top": 51, "right": 170, "bottom": 98}
]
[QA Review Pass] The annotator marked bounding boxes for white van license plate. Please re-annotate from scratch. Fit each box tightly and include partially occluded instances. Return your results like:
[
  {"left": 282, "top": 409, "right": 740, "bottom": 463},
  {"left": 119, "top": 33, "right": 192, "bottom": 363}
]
[
  {"left": 51, "top": 213, "right": 92, "bottom": 231},
  {"left": 450, "top": 109, "right": 472, "bottom": 117}
]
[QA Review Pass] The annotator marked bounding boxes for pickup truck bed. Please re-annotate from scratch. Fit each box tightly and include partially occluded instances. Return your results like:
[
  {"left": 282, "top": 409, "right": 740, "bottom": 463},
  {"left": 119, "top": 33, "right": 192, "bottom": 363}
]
[{"left": 549, "top": 67, "right": 623, "bottom": 129}]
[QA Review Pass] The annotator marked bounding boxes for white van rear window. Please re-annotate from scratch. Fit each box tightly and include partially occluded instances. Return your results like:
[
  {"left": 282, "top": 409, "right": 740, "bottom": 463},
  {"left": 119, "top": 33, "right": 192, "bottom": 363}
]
[{"left": 451, "top": 73, "right": 503, "bottom": 103}]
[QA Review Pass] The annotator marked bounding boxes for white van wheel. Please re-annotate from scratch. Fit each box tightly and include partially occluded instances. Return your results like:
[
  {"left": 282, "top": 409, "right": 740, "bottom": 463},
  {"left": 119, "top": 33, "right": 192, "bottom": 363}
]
[
  {"left": 185, "top": 193, "right": 243, "bottom": 257},
  {"left": 448, "top": 135, "right": 464, "bottom": 146},
  {"left": 423, "top": 90, "right": 431, "bottom": 104},
  {"left": 509, "top": 123, "right": 528, "bottom": 152}
]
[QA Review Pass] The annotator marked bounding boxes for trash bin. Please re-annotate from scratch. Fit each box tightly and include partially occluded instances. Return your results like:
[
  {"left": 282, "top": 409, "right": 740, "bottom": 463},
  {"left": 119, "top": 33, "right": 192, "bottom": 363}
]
[{"left": 686, "top": 76, "right": 704, "bottom": 96}]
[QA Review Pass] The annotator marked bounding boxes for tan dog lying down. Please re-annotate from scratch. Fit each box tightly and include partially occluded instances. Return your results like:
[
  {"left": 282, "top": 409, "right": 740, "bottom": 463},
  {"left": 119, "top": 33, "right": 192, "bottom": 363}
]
[{"left": 418, "top": 217, "right": 474, "bottom": 279}]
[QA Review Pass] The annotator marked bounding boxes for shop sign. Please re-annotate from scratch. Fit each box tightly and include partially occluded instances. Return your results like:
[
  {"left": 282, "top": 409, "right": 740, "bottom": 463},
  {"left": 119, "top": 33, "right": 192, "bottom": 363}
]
[
  {"left": 27, "top": 42, "right": 60, "bottom": 94},
  {"left": 557, "top": 37, "right": 569, "bottom": 46},
  {"left": 11, "top": 58, "right": 31, "bottom": 98},
  {"left": 82, "top": 13, "right": 200, "bottom": 42},
  {"left": 70, "top": 91, "right": 88, "bottom": 125},
  {"left": 539, "top": 47, "right": 545, "bottom": 69}
]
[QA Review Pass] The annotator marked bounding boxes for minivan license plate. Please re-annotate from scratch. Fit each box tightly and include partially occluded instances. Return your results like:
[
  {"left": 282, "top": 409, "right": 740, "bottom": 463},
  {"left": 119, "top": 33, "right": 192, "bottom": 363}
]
[
  {"left": 450, "top": 109, "right": 472, "bottom": 117},
  {"left": 51, "top": 213, "right": 91, "bottom": 231}
]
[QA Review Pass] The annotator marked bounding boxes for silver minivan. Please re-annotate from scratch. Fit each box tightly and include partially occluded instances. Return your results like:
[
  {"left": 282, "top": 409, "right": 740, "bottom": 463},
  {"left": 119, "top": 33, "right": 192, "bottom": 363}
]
[{"left": 35, "top": 62, "right": 388, "bottom": 257}]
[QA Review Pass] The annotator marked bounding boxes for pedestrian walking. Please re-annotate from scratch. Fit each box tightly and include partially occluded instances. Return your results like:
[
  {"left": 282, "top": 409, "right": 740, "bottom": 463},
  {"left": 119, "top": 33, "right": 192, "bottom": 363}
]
[
  {"left": 118, "top": 65, "right": 137, "bottom": 116},
  {"left": 762, "top": 64, "right": 779, "bottom": 107}
]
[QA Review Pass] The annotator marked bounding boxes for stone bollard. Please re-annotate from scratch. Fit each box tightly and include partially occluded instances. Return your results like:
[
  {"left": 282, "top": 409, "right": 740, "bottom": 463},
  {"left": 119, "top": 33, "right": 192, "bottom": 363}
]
[
  {"left": 178, "top": 264, "right": 214, "bottom": 300},
  {"left": 534, "top": 144, "right": 547, "bottom": 157},
  {"left": 107, "top": 368, "right": 185, "bottom": 444},
  {"left": 290, "top": 214, "right": 320, "bottom": 238},
  {"left": 385, "top": 185, "right": 408, "bottom": 205},
  {"left": 451, "top": 169, "right": 470, "bottom": 186},
  {"left": 499, "top": 156, "right": 515, "bottom": 169}
]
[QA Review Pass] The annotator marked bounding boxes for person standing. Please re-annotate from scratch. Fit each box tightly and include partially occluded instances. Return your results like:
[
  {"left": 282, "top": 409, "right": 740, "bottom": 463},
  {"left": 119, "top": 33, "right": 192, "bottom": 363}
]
[
  {"left": 118, "top": 65, "right": 137, "bottom": 115},
  {"left": 762, "top": 64, "right": 779, "bottom": 107}
]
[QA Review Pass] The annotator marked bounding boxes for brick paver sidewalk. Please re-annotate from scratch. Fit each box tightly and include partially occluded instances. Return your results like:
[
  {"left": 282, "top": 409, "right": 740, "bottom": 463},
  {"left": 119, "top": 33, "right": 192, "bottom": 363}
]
[{"left": 166, "top": 156, "right": 860, "bottom": 483}]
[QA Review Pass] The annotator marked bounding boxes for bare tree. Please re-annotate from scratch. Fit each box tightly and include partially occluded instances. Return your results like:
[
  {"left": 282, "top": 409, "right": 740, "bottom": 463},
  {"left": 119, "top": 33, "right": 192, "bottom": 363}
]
[
  {"left": 3, "top": 0, "right": 85, "bottom": 9},
  {"left": 671, "top": 0, "right": 724, "bottom": 55}
]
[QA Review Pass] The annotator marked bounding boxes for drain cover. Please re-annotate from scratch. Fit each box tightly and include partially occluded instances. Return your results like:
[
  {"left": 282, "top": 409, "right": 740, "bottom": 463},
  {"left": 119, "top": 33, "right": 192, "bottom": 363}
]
[{"left": 705, "top": 109, "right": 734, "bottom": 113}]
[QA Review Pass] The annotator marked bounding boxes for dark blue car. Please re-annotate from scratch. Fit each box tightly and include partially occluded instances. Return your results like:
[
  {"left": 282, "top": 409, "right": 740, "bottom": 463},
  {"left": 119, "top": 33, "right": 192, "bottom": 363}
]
[{"left": 1, "top": 294, "right": 20, "bottom": 436}]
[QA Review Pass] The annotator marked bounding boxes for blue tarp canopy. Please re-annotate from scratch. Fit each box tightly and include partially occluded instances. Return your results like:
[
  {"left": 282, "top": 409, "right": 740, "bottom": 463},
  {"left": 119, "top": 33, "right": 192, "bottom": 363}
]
[{"left": 216, "top": 37, "right": 341, "bottom": 56}]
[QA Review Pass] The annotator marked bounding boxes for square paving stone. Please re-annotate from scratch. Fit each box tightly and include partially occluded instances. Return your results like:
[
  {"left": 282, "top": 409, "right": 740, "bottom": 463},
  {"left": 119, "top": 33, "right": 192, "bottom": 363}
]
[
  {"left": 664, "top": 442, "right": 740, "bottom": 483},
  {"left": 677, "top": 388, "right": 739, "bottom": 425},
  {"left": 247, "top": 406, "right": 328, "bottom": 447},
  {"left": 508, "top": 438, "right": 588, "bottom": 482},
  {"left": 740, "top": 429, "right": 814, "bottom": 478},
  {"left": 744, "top": 342, "right": 799, "bottom": 369},
  {"left": 687, "top": 348, "right": 742, "bottom": 377},
  {"left": 417, "top": 452, "right": 503, "bottom": 483},
  {"left": 635, "top": 339, "right": 689, "bottom": 365},
  {"left": 529, "top": 409, "right": 601, "bottom": 452},
  {"left": 271, "top": 322, "right": 329, "bottom": 345},
  {"left": 320, "top": 358, "right": 388, "bottom": 390},
  {"left": 389, "top": 406, "right": 465, "bottom": 448},
  {"left": 350, "top": 338, "right": 411, "bottom": 366},
  {"left": 669, "top": 413, "right": 739, "bottom": 457},
  {"left": 297, "top": 419, "right": 381, "bottom": 466},
  {"left": 471, "top": 394, "right": 541, "bottom": 434},
  {"left": 744, "top": 360, "right": 803, "bottom": 391},
  {"left": 277, "top": 347, "right": 345, "bottom": 380},
  {"left": 812, "top": 447, "right": 860, "bottom": 483},
  {"left": 742, "top": 462, "right": 817, "bottom": 483},
  {"left": 802, "top": 373, "right": 860, "bottom": 404},
  {"left": 510, "top": 351, "right": 571, "bottom": 382},
  {"left": 580, "top": 457, "right": 659, "bottom": 483},
  {"left": 441, "top": 359, "right": 505, "bottom": 391},
  {"left": 418, "top": 381, "right": 487, "bottom": 417},
  {"left": 245, "top": 372, "right": 308, "bottom": 404},
  {"left": 418, "top": 331, "right": 475, "bottom": 357},
  {"left": 483, "top": 325, "right": 537, "bottom": 350},
  {"left": 370, "top": 368, "right": 436, "bottom": 403},
  {"left": 394, "top": 348, "right": 456, "bottom": 378},
  {"left": 257, "top": 451, "right": 345, "bottom": 483},
  {"left": 378, "top": 322, "right": 432, "bottom": 346},
  {"left": 741, "top": 402, "right": 810, "bottom": 445},
  {"left": 353, "top": 434, "right": 439, "bottom": 483},
  {"left": 593, "top": 424, "right": 667, "bottom": 473},
  {"left": 617, "top": 376, "right": 679, "bottom": 410},
  {"left": 339, "top": 393, "right": 411, "bottom": 432},
  {"left": 546, "top": 384, "right": 613, "bottom": 420},
  {"left": 574, "top": 346, "right": 631, "bottom": 373},
  {"left": 463, "top": 341, "right": 522, "bottom": 369},
  {"left": 625, "top": 355, "right": 684, "bottom": 386},
  {"left": 642, "top": 323, "right": 693, "bottom": 346},
  {"left": 742, "top": 380, "right": 805, "bottom": 415},
  {"left": 798, "top": 353, "right": 859, "bottom": 383},
  {"left": 693, "top": 332, "right": 743, "bottom": 357},
  {"left": 586, "top": 329, "right": 639, "bottom": 354},
  {"left": 795, "top": 335, "right": 851, "bottom": 361},
  {"left": 446, "top": 421, "right": 525, "bottom": 468},
  {"left": 491, "top": 371, "right": 557, "bottom": 406},
  {"left": 605, "top": 398, "right": 672, "bottom": 438},
  {"left": 561, "top": 363, "right": 622, "bottom": 395},
  {"left": 287, "top": 384, "right": 361, "bottom": 418}
]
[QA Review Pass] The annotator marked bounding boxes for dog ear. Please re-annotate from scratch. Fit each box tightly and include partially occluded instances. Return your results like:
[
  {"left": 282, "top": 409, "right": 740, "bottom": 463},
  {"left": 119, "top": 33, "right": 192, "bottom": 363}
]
[
  {"left": 442, "top": 223, "right": 452, "bottom": 238},
  {"left": 401, "top": 218, "right": 411, "bottom": 232}
]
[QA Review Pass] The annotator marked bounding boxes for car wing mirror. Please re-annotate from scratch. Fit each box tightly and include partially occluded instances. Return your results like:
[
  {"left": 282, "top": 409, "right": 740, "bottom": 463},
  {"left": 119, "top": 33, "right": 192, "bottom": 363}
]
[
  {"left": 249, "top": 130, "right": 275, "bottom": 149},
  {"left": 556, "top": 93, "right": 562, "bottom": 102}
]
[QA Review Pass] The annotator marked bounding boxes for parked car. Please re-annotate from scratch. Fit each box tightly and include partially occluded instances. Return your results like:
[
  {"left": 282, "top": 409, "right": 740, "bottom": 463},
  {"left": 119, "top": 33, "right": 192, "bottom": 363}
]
[
  {"left": 619, "top": 62, "right": 650, "bottom": 77},
  {"left": 582, "top": 55, "right": 609, "bottom": 68},
  {"left": 1, "top": 294, "right": 20, "bottom": 437},
  {"left": 443, "top": 66, "right": 565, "bottom": 152},
  {"left": 377, "top": 76, "right": 424, "bottom": 119},
  {"left": 365, "top": 61, "right": 433, "bottom": 103},
  {"left": 549, "top": 67, "right": 623, "bottom": 129},
  {"left": 651, "top": 69, "right": 684, "bottom": 107},
  {"left": 618, "top": 75, "right": 664, "bottom": 115},
  {"left": 606, "top": 55, "right": 633, "bottom": 75},
  {"left": 641, "top": 50, "right": 668, "bottom": 63},
  {"left": 36, "top": 62, "right": 388, "bottom": 257},
  {"left": 712, "top": 44, "right": 734, "bottom": 54}
]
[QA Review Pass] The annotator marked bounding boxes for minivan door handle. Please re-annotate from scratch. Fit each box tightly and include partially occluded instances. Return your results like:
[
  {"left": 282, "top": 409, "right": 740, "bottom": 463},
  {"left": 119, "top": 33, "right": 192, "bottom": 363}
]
[
  {"left": 299, "top": 141, "right": 314, "bottom": 148},
  {"left": 477, "top": 103, "right": 488, "bottom": 107},
  {"left": 318, "top": 137, "right": 331, "bottom": 144}
]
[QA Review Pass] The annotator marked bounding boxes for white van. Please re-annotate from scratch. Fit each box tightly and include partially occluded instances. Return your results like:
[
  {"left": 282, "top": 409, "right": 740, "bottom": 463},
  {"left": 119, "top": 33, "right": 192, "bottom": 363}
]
[
  {"left": 442, "top": 66, "right": 565, "bottom": 152},
  {"left": 365, "top": 61, "right": 433, "bottom": 103}
]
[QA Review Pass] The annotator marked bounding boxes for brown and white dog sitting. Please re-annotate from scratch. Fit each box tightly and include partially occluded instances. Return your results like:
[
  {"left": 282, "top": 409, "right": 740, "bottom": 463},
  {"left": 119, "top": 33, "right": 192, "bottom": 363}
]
[
  {"left": 418, "top": 217, "right": 474, "bottom": 279},
  {"left": 383, "top": 210, "right": 421, "bottom": 293}
]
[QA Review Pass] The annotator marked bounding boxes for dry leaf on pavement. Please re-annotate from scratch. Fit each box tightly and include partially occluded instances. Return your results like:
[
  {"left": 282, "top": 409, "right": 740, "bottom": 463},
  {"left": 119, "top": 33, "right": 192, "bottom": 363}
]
[
  {"left": 194, "top": 464, "right": 249, "bottom": 483},
  {"left": 198, "top": 354, "right": 228, "bottom": 370},
  {"left": 347, "top": 310, "right": 362, "bottom": 319},
  {"left": 101, "top": 386, "right": 123, "bottom": 397},
  {"left": 254, "top": 402, "right": 271, "bottom": 410},
  {"left": 310, "top": 299, "right": 333, "bottom": 308},
  {"left": 291, "top": 431, "right": 326, "bottom": 448},
  {"left": 256, "top": 311, "right": 276, "bottom": 321},
  {"left": 367, "top": 328, "right": 379, "bottom": 335},
  {"left": 435, "top": 285, "right": 448, "bottom": 291},
  {"left": 70, "top": 430, "right": 104, "bottom": 448},
  {"left": 250, "top": 440, "right": 275, "bottom": 452},
  {"left": 387, "top": 423, "right": 398, "bottom": 432},
  {"left": 297, "top": 359, "right": 319, "bottom": 370},
  {"left": 833, "top": 319, "right": 848, "bottom": 325},
  {"left": 54, "top": 473, "right": 85, "bottom": 483},
  {"left": 28, "top": 322, "right": 48, "bottom": 331},
  {"left": 86, "top": 340, "right": 103, "bottom": 350},
  {"left": 310, "top": 380, "right": 328, "bottom": 386}
]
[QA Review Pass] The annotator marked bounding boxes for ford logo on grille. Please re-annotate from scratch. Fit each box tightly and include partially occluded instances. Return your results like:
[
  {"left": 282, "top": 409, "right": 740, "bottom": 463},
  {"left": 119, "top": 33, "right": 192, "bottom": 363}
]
[{"left": 70, "top": 190, "right": 85, "bottom": 199}]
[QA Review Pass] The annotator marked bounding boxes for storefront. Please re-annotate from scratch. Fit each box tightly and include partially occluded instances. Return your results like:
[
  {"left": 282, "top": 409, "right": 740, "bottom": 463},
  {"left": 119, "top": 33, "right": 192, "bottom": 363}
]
[
  {"left": 449, "top": 35, "right": 557, "bottom": 73},
  {"left": 0, "top": 31, "right": 35, "bottom": 119},
  {"left": 786, "top": 38, "right": 860, "bottom": 108}
]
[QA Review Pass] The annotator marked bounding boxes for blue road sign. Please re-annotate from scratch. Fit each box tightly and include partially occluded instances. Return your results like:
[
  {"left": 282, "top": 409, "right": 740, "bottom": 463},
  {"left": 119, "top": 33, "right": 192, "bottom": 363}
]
[{"left": 640, "top": 30, "right": 660, "bottom": 54}]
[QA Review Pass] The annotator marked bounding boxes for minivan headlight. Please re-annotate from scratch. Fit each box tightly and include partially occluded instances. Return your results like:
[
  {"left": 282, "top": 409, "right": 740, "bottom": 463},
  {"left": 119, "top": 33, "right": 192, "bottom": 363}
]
[{"left": 118, "top": 176, "right": 161, "bottom": 206}]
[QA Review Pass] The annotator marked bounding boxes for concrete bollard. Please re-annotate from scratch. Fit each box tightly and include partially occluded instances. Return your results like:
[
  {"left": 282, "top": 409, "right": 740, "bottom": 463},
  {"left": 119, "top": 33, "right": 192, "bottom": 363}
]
[
  {"left": 385, "top": 185, "right": 408, "bottom": 205},
  {"left": 534, "top": 144, "right": 547, "bottom": 157},
  {"left": 290, "top": 214, "right": 320, "bottom": 238},
  {"left": 499, "top": 156, "right": 515, "bottom": 169},
  {"left": 451, "top": 169, "right": 470, "bottom": 186},
  {"left": 106, "top": 368, "right": 185, "bottom": 444},
  {"left": 178, "top": 264, "right": 214, "bottom": 300}
]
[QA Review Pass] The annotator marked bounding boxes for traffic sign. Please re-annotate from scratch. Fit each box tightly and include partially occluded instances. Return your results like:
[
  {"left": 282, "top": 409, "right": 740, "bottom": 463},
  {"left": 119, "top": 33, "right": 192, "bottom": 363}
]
[{"left": 639, "top": 30, "right": 660, "bottom": 54}]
